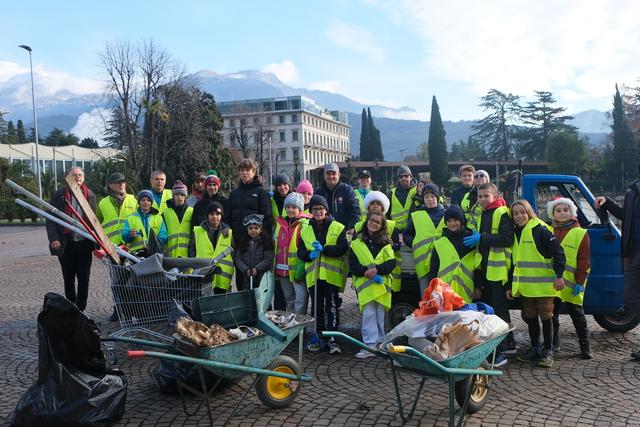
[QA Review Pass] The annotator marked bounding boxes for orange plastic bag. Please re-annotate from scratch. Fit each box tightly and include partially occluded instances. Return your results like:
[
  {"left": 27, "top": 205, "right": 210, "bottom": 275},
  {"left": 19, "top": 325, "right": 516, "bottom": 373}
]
[{"left": 413, "top": 278, "right": 466, "bottom": 316}]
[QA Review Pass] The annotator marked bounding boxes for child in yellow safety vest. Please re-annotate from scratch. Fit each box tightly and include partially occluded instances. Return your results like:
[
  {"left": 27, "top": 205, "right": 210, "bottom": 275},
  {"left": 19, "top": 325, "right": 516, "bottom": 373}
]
[
  {"left": 297, "top": 195, "right": 349, "bottom": 354},
  {"left": 234, "top": 214, "right": 274, "bottom": 289},
  {"left": 548, "top": 197, "right": 592, "bottom": 359},
  {"left": 274, "top": 192, "right": 311, "bottom": 314},
  {"left": 427, "top": 205, "right": 477, "bottom": 304},
  {"left": 121, "top": 190, "right": 167, "bottom": 254},
  {"left": 507, "top": 200, "right": 566, "bottom": 368},
  {"left": 188, "top": 202, "right": 234, "bottom": 294},
  {"left": 163, "top": 181, "right": 193, "bottom": 258},
  {"left": 349, "top": 212, "right": 397, "bottom": 359}
]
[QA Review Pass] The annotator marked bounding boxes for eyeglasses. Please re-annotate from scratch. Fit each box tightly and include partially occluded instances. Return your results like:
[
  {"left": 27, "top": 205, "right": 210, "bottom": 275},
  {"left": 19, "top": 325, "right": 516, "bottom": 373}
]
[
  {"left": 368, "top": 219, "right": 382, "bottom": 225},
  {"left": 311, "top": 207, "right": 326, "bottom": 212},
  {"left": 399, "top": 174, "right": 411, "bottom": 178}
]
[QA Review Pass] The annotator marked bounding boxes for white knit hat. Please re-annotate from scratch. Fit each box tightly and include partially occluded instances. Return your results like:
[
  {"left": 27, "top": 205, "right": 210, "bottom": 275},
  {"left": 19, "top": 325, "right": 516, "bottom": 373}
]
[
  {"left": 363, "top": 191, "right": 390, "bottom": 215},
  {"left": 547, "top": 197, "right": 577, "bottom": 219}
]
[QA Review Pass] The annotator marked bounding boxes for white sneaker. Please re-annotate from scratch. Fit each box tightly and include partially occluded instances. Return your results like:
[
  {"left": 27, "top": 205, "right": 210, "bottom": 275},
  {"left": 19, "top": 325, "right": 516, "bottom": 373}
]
[{"left": 355, "top": 349, "right": 375, "bottom": 359}]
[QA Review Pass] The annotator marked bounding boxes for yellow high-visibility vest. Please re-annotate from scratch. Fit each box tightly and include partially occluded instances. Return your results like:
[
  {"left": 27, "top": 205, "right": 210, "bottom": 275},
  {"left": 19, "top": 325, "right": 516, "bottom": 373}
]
[
  {"left": 125, "top": 213, "right": 164, "bottom": 252},
  {"left": 476, "top": 206, "right": 512, "bottom": 284},
  {"left": 163, "top": 206, "right": 193, "bottom": 258},
  {"left": 355, "top": 218, "right": 401, "bottom": 291},
  {"left": 151, "top": 189, "right": 173, "bottom": 214},
  {"left": 434, "top": 237, "right": 478, "bottom": 303},
  {"left": 461, "top": 192, "right": 482, "bottom": 231},
  {"left": 300, "top": 220, "right": 346, "bottom": 289},
  {"left": 558, "top": 227, "right": 589, "bottom": 305},
  {"left": 274, "top": 217, "right": 309, "bottom": 281},
  {"left": 98, "top": 194, "right": 138, "bottom": 244},
  {"left": 351, "top": 239, "right": 395, "bottom": 311},
  {"left": 409, "top": 210, "right": 445, "bottom": 279},
  {"left": 193, "top": 226, "right": 234, "bottom": 290},
  {"left": 389, "top": 186, "right": 417, "bottom": 231}
]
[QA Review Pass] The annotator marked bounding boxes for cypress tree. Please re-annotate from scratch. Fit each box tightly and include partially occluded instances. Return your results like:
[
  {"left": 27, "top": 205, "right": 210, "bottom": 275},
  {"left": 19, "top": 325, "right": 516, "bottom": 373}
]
[
  {"left": 612, "top": 84, "right": 636, "bottom": 182},
  {"left": 427, "top": 96, "right": 449, "bottom": 187},
  {"left": 17, "top": 120, "right": 27, "bottom": 144},
  {"left": 359, "top": 108, "right": 370, "bottom": 160}
]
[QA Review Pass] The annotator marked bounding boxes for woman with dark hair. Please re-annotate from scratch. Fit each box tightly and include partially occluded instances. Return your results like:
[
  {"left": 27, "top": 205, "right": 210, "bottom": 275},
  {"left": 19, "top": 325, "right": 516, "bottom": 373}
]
[
  {"left": 227, "top": 159, "right": 273, "bottom": 290},
  {"left": 349, "top": 212, "right": 396, "bottom": 358}
]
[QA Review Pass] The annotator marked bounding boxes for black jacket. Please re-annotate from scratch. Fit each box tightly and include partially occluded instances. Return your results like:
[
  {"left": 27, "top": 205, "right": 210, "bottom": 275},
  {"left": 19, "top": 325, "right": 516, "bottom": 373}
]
[
  {"left": 601, "top": 181, "right": 640, "bottom": 257},
  {"left": 426, "top": 227, "right": 475, "bottom": 283},
  {"left": 187, "top": 220, "right": 231, "bottom": 258},
  {"left": 45, "top": 185, "right": 97, "bottom": 257},
  {"left": 314, "top": 181, "right": 360, "bottom": 230},
  {"left": 450, "top": 185, "right": 472, "bottom": 207},
  {"left": 477, "top": 206, "right": 514, "bottom": 270},
  {"left": 297, "top": 216, "right": 349, "bottom": 263},
  {"left": 403, "top": 204, "right": 446, "bottom": 248},
  {"left": 512, "top": 222, "right": 565, "bottom": 279},
  {"left": 227, "top": 176, "right": 273, "bottom": 238},
  {"left": 191, "top": 191, "right": 228, "bottom": 231},
  {"left": 234, "top": 235, "right": 275, "bottom": 283},
  {"left": 349, "top": 238, "right": 396, "bottom": 278}
]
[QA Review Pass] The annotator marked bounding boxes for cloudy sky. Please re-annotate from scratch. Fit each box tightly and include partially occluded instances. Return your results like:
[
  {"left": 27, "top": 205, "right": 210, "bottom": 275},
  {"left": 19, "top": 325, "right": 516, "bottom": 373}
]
[{"left": 1, "top": 0, "right": 639, "bottom": 121}]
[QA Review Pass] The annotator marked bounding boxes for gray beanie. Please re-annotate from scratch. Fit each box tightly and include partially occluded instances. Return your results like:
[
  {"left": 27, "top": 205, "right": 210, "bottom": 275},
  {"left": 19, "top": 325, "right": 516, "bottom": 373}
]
[
  {"left": 397, "top": 165, "right": 412, "bottom": 178},
  {"left": 284, "top": 192, "right": 305, "bottom": 212}
]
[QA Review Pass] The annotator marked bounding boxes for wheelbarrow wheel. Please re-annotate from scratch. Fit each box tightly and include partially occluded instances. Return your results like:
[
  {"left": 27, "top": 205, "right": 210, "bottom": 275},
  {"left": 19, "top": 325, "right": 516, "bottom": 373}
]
[
  {"left": 454, "top": 360, "right": 491, "bottom": 414},
  {"left": 255, "top": 355, "right": 301, "bottom": 409}
]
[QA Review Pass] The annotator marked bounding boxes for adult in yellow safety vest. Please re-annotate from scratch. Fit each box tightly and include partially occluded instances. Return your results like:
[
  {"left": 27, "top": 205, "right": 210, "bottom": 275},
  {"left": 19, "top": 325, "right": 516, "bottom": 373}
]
[
  {"left": 354, "top": 191, "right": 402, "bottom": 292},
  {"left": 96, "top": 172, "right": 138, "bottom": 245},
  {"left": 463, "top": 182, "right": 515, "bottom": 362},
  {"left": 271, "top": 173, "right": 292, "bottom": 221},
  {"left": 121, "top": 190, "right": 167, "bottom": 254},
  {"left": 163, "top": 181, "right": 193, "bottom": 258},
  {"left": 354, "top": 170, "right": 372, "bottom": 222},
  {"left": 548, "top": 197, "right": 593, "bottom": 359},
  {"left": 460, "top": 169, "right": 490, "bottom": 230},
  {"left": 428, "top": 205, "right": 479, "bottom": 304},
  {"left": 349, "top": 212, "right": 397, "bottom": 358},
  {"left": 507, "top": 199, "right": 566, "bottom": 368},
  {"left": 188, "top": 201, "right": 234, "bottom": 293},
  {"left": 148, "top": 170, "right": 173, "bottom": 214},
  {"left": 297, "top": 195, "right": 348, "bottom": 354},
  {"left": 387, "top": 165, "right": 418, "bottom": 231},
  {"left": 404, "top": 183, "right": 445, "bottom": 295}
]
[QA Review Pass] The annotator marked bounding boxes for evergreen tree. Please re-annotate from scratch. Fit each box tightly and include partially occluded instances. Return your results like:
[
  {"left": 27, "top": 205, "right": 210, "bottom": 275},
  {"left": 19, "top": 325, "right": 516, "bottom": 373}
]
[
  {"left": 449, "top": 136, "right": 487, "bottom": 161},
  {"left": 545, "top": 130, "right": 588, "bottom": 175},
  {"left": 16, "top": 120, "right": 27, "bottom": 144},
  {"left": 518, "top": 90, "right": 574, "bottom": 160},
  {"left": 612, "top": 84, "right": 637, "bottom": 182},
  {"left": 359, "top": 108, "right": 370, "bottom": 160},
  {"left": 427, "top": 96, "right": 448, "bottom": 187},
  {"left": 472, "top": 89, "right": 522, "bottom": 160},
  {"left": 368, "top": 108, "right": 384, "bottom": 160},
  {"left": 80, "top": 137, "right": 99, "bottom": 148},
  {"left": 0, "top": 112, "right": 7, "bottom": 143},
  {"left": 5, "top": 121, "right": 17, "bottom": 144}
]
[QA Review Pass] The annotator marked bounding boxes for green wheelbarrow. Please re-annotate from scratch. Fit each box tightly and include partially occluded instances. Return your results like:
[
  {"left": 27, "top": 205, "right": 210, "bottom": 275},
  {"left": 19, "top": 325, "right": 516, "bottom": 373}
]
[
  {"left": 106, "top": 273, "right": 313, "bottom": 426},
  {"left": 322, "top": 330, "right": 508, "bottom": 427}
]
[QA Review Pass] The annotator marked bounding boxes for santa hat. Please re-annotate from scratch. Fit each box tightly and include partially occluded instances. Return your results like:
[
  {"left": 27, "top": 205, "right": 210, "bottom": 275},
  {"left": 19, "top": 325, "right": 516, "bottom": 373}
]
[
  {"left": 363, "top": 191, "right": 390, "bottom": 215},
  {"left": 547, "top": 197, "right": 577, "bottom": 219}
]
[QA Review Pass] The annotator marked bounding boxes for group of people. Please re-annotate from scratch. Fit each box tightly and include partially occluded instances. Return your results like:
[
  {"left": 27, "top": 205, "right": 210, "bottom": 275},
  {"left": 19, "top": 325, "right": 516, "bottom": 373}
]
[{"left": 46, "top": 159, "right": 640, "bottom": 367}]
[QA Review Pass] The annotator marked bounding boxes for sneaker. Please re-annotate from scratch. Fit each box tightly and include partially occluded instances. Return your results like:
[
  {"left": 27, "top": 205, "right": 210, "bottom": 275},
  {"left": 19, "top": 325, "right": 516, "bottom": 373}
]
[
  {"left": 492, "top": 352, "right": 508, "bottom": 368},
  {"left": 305, "top": 337, "right": 324, "bottom": 352},
  {"left": 355, "top": 349, "right": 375, "bottom": 359},
  {"left": 504, "top": 341, "right": 517, "bottom": 355},
  {"left": 538, "top": 349, "right": 554, "bottom": 368},
  {"left": 328, "top": 339, "right": 342, "bottom": 355},
  {"left": 579, "top": 341, "right": 593, "bottom": 360},
  {"left": 517, "top": 346, "right": 541, "bottom": 363}
]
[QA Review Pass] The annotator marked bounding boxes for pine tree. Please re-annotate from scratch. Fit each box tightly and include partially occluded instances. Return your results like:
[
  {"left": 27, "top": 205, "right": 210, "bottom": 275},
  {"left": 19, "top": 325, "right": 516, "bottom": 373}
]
[
  {"left": 612, "top": 84, "right": 637, "bottom": 182},
  {"left": 359, "top": 108, "right": 370, "bottom": 160},
  {"left": 472, "top": 89, "right": 521, "bottom": 160},
  {"left": 0, "top": 112, "right": 7, "bottom": 143},
  {"left": 5, "top": 121, "right": 17, "bottom": 144},
  {"left": 427, "top": 96, "right": 448, "bottom": 187},
  {"left": 367, "top": 108, "right": 375, "bottom": 160},
  {"left": 16, "top": 120, "right": 27, "bottom": 144}
]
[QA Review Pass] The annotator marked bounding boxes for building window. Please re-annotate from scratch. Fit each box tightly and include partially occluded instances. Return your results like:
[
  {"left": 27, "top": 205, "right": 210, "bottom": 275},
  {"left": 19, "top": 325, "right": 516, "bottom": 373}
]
[
  {"left": 253, "top": 117, "right": 259, "bottom": 125},
  {"left": 291, "top": 114, "right": 298, "bottom": 123},
  {"left": 266, "top": 115, "right": 272, "bottom": 124},
  {"left": 292, "top": 130, "right": 299, "bottom": 141},
  {"left": 229, "top": 118, "right": 235, "bottom": 127},
  {"left": 279, "top": 115, "right": 285, "bottom": 124},
  {"left": 279, "top": 149, "right": 287, "bottom": 161},
  {"left": 280, "top": 131, "right": 286, "bottom": 142},
  {"left": 293, "top": 148, "right": 299, "bottom": 161}
]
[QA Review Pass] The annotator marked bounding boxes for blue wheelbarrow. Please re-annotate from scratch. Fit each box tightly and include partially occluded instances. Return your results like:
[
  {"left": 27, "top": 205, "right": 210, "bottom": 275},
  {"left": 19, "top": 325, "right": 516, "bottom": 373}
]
[
  {"left": 106, "top": 273, "right": 313, "bottom": 425},
  {"left": 322, "top": 330, "right": 508, "bottom": 427}
]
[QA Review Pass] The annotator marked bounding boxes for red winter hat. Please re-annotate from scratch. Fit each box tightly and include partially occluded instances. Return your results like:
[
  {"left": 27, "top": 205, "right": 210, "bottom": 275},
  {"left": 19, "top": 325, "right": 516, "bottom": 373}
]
[{"left": 205, "top": 175, "right": 220, "bottom": 186}]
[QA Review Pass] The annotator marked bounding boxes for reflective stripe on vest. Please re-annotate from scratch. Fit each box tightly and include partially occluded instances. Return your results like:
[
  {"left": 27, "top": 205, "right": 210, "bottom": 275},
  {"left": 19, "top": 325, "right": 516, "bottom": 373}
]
[
  {"left": 511, "top": 218, "right": 558, "bottom": 298},
  {"left": 300, "top": 220, "right": 346, "bottom": 288},
  {"left": 390, "top": 187, "right": 417, "bottom": 230},
  {"left": 409, "top": 210, "right": 444, "bottom": 278},
  {"left": 351, "top": 239, "right": 394, "bottom": 310},
  {"left": 461, "top": 192, "right": 482, "bottom": 231},
  {"left": 558, "top": 227, "right": 589, "bottom": 305},
  {"left": 163, "top": 206, "right": 193, "bottom": 258},
  {"left": 126, "top": 213, "right": 163, "bottom": 252},
  {"left": 194, "top": 226, "right": 234, "bottom": 290},
  {"left": 152, "top": 189, "right": 173, "bottom": 214},
  {"left": 477, "top": 206, "right": 512, "bottom": 284},
  {"left": 434, "top": 237, "right": 476, "bottom": 304},
  {"left": 98, "top": 195, "right": 138, "bottom": 244}
]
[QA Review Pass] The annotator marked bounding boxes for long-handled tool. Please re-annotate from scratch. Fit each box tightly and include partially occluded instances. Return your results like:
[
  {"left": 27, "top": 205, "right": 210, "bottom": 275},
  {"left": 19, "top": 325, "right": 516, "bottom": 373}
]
[
  {"left": 306, "top": 257, "right": 323, "bottom": 351},
  {"left": 63, "top": 198, "right": 115, "bottom": 262}
]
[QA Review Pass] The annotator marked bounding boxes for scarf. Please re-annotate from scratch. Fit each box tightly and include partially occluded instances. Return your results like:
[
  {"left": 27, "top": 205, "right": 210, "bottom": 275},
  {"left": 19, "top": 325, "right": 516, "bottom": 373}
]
[
  {"left": 552, "top": 218, "right": 578, "bottom": 229},
  {"left": 485, "top": 198, "right": 507, "bottom": 210}
]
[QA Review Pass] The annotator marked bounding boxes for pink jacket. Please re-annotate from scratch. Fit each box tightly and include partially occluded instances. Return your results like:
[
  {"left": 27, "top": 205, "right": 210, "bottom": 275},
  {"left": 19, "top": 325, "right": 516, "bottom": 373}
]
[{"left": 274, "top": 214, "right": 311, "bottom": 277}]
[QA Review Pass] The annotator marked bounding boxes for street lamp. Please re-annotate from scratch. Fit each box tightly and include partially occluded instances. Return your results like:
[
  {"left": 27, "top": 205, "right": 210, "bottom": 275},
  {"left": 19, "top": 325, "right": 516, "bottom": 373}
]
[
  {"left": 264, "top": 130, "right": 275, "bottom": 189},
  {"left": 19, "top": 44, "right": 42, "bottom": 199}
]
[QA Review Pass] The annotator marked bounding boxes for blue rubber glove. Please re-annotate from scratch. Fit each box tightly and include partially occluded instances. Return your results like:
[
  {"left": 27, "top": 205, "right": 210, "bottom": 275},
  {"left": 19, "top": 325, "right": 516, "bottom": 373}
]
[
  {"left": 268, "top": 190, "right": 274, "bottom": 197},
  {"left": 573, "top": 284, "right": 584, "bottom": 296},
  {"left": 463, "top": 230, "right": 481, "bottom": 248},
  {"left": 312, "top": 241, "right": 324, "bottom": 252},
  {"left": 310, "top": 250, "right": 320, "bottom": 260},
  {"left": 372, "top": 274, "right": 384, "bottom": 284}
]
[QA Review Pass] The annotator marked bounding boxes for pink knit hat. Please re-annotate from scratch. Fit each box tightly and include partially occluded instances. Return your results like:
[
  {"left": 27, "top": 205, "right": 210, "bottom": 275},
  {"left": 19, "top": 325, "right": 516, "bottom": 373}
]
[{"left": 296, "top": 179, "right": 314, "bottom": 195}]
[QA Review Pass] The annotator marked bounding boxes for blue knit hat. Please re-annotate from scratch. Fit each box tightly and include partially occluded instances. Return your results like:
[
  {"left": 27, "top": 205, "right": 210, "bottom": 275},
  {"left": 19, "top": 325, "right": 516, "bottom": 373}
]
[{"left": 137, "top": 189, "right": 154, "bottom": 203}]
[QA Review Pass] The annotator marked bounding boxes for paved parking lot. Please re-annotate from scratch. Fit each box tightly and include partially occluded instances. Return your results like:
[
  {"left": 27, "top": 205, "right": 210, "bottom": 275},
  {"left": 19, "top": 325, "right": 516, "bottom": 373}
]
[{"left": 1, "top": 226, "right": 640, "bottom": 426}]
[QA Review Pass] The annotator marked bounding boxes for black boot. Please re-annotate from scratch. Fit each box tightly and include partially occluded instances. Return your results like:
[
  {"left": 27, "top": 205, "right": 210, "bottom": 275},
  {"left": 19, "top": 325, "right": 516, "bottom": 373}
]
[{"left": 579, "top": 340, "right": 593, "bottom": 359}]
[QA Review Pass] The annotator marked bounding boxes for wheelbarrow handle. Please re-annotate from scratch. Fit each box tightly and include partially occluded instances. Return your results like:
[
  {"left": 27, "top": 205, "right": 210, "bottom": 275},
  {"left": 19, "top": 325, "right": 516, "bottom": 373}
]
[{"left": 102, "top": 336, "right": 176, "bottom": 351}]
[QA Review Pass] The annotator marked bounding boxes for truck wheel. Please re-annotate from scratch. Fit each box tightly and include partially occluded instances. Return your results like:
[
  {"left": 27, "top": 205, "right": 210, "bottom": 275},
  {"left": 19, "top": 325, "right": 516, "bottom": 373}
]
[
  {"left": 593, "top": 306, "right": 640, "bottom": 333},
  {"left": 387, "top": 302, "right": 415, "bottom": 329},
  {"left": 454, "top": 360, "right": 490, "bottom": 414},
  {"left": 255, "top": 355, "right": 301, "bottom": 409}
]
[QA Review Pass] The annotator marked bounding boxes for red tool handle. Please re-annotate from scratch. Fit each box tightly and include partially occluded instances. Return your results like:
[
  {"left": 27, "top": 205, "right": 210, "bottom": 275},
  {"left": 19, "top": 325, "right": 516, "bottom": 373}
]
[{"left": 127, "top": 350, "right": 147, "bottom": 358}]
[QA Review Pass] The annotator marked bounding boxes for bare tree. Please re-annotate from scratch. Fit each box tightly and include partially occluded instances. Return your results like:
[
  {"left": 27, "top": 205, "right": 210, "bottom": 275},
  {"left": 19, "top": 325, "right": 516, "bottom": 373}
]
[{"left": 226, "top": 103, "right": 274, "bottom": 175}]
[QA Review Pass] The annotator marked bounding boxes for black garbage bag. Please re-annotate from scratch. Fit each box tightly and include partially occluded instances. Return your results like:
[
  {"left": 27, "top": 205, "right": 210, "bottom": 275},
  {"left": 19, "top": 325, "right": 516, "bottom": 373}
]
[
  {"left": 151, "top": 358, "right": 236, "bottom": 395},
  {"left": 10, "top": 293, "right": 127, "bottom": 427}
]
